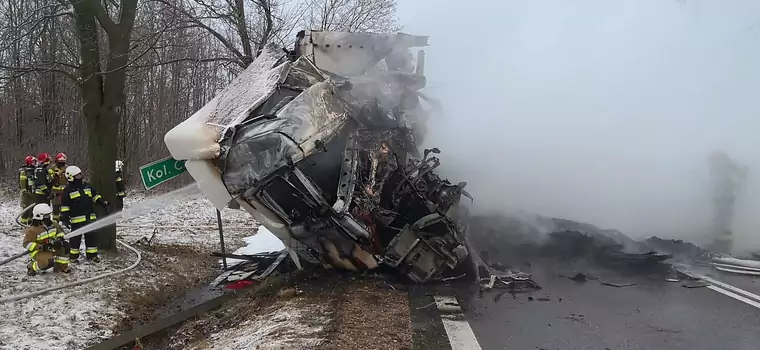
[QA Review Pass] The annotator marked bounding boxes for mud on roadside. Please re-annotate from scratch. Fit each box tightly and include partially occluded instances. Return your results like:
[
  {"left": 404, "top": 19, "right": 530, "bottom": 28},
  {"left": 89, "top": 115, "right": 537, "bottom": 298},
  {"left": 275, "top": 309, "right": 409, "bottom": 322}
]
[
  {"left": 103, "top": 243, "right": 219, "bottom": 334},
  {"left": 134, "top": 271, "right": 414, "bottom": 350}
]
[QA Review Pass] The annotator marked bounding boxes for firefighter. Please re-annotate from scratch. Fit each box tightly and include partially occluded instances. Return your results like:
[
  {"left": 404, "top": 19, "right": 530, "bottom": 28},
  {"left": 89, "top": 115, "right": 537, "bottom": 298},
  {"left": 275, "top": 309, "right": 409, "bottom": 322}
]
[
  {"left": 23, "top": 203, "right": 70, "bottom": 276},
  {"left": 33, "top": 152, "right": 54, "bottom": 206},
  {"left": 50, "top": 153, "right": 69, "bottom": 221},
  {"left": 18, "top": 156, "right": 37, "bottom": 225},
  {"left": 60, "top": 166, "right": 108, "bottom": 263},
  {"left": 115, "top": 160, "right": 126, "bottom": 212}
]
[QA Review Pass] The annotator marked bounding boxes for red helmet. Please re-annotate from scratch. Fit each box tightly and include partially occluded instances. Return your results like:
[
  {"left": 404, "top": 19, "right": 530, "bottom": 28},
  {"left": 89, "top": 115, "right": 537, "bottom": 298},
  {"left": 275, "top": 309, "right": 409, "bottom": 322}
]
[
  {"left": 55, "top": 152, "right": 67, "bottom": 162},
  {"left": 37, "top": 153, "right": 51, "bottom": 164},
  {"left": 24, "top": 156, "right": 36, "bottom": 166}
]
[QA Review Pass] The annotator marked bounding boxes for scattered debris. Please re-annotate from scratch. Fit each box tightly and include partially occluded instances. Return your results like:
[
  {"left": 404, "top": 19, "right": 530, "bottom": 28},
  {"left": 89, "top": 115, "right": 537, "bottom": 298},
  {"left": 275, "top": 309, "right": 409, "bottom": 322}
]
[
  {"left": 204, "top": 226, "right": 297, "bottom": 289},
  {"left": 569, "top": 273, "right": 589, "bottom": 282},
  {"left": 599, "top": 281, "right": 637, "bottom": 288},
  {"left": 682, "top": 281, "right": 709, "bottom": 289},
  {"left": 645, "top": 237, "right": 714, "bottom": 262},
  {"left": 565, "top": 313, "right": 585, "bottom": 322},
  {"left": 479, "top": 268, "right": 541, "bottom": 293}
]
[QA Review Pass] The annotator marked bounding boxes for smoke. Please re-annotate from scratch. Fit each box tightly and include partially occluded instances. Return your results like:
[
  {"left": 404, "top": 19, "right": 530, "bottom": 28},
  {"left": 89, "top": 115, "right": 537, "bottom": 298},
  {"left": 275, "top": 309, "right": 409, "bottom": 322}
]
[{"left": 399, "top": 0, "right": 760, "bottom": 252}]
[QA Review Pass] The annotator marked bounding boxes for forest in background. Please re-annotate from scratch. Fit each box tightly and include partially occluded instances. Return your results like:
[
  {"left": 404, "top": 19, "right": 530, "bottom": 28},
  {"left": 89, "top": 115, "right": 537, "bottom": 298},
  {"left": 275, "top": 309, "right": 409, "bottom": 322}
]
[{"left": 0, "top": 0, "right": 399, "bottom": 186}]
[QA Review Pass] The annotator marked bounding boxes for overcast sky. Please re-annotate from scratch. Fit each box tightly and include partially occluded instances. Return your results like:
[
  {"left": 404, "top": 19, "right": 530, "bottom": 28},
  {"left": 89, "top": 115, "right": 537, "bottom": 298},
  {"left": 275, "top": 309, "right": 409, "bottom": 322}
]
[{"left": 395, "top": 0, "right": 760, "bottom": 249}]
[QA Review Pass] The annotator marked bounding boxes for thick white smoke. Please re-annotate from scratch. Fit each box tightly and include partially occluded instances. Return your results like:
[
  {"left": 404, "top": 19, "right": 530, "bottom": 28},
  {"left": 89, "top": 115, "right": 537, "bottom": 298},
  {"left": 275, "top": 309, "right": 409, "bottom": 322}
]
[{"left": 398, "top": 0, "right": 760, "bottom": 253}]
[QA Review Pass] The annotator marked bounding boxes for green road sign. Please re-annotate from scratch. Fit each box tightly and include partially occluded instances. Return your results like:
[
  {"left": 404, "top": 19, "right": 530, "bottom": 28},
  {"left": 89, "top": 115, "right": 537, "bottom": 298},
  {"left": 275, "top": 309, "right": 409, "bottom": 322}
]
[{"left": 140, "top": 156, "right": 187, "bottom": 190}]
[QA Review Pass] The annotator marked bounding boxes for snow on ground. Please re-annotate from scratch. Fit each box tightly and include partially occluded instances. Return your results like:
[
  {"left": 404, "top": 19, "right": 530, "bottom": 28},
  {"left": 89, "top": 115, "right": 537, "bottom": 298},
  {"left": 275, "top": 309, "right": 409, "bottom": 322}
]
[
  {"left": 187, "top": 299, "right": 329, "bottom": 350},
  {"left": 0, "top": 228, "right": 127, "bottom": 350},
  {"left": 224, "top": 226, "right": 286, "bottom": 267},
  {"left": 119, "top": 192, "right": 256, "bottom": 250},
  {"left": 0, "top": 191, "right": 260, "bottom": 350}
]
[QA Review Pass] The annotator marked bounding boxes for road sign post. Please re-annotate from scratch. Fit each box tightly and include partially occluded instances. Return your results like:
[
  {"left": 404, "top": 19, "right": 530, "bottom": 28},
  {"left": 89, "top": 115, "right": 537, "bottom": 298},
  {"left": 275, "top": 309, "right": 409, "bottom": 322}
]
[{"left": 139, "top": 156, "right": 187, "bottom": 190}]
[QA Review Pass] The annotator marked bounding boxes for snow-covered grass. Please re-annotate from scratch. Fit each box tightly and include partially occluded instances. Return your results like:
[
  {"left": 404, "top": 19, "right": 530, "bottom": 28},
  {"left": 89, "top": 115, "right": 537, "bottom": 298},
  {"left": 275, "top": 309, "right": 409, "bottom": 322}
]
[
  {"left": 187, "top": 299, "right": 329, "bottom": 350},
  {"left": 0, "top": 230, "right": 127, "bottom": 350},
  {"left": 119, "top": 192, "right": 256, "bottom": 249},
  {"left": 0, "top": 192, "right": 259, "bottom": 350}
]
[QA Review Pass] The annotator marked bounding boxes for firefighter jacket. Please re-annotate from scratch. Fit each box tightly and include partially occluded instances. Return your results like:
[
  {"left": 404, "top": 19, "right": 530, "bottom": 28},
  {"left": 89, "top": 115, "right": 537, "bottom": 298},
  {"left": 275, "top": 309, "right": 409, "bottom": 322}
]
[
  {"left": 60, "top": 180, "right": 106, "bottom": 225},
  {"left": 33, "top": 165, "right": 54, "bottom": 196},
  {"left": 50, "top": 164, "right": 68, "bottom": 195},
  {"left": 116, "top": 170, "right": 126, "bottom": 198},
  {"left": 18, "top": 166, "right": 35, "bottom": 193},
  {"left": 22, "top": 223, "right": 65, "bottom": 259}
]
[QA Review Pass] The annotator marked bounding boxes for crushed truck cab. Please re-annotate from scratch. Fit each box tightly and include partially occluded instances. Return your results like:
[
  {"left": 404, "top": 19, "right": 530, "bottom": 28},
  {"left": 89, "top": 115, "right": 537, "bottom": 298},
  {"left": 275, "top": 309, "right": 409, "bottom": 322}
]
[{"left": 164, "top": 30, "right": 473, "bottom": 283}]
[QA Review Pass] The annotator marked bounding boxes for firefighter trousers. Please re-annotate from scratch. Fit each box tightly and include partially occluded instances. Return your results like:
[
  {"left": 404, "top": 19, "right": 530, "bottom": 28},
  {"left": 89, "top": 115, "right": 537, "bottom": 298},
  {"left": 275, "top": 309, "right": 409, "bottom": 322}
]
[
  {"left": 19, "top": 193, "right": 35, "bottom": 225},
  {"left": 28, "top": 246, "right": 70, "bottom": 274},
  {"left": 114, "top": 196, "right": 124, "bottom": 213},
  {"left": 34, "top": 194, "right": 50, "bottom": 206},
  {"left": 52, "top": 194, "right": 63, "bottom": 221},
  {"left": 69, "top": 221, "right": 99, "bottom": 260}
]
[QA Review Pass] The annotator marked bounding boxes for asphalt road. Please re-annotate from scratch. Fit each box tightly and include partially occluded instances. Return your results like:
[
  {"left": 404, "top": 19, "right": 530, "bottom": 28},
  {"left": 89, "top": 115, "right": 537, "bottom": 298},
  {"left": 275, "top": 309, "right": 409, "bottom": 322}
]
[{"left": 420, "top": 257, "right": 760, "bottom": 350}]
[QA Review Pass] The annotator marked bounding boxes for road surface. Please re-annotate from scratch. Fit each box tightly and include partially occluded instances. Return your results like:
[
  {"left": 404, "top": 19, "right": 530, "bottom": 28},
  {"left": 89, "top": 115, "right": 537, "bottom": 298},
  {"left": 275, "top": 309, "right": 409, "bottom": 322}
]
[{"left": 413, "top": 257, "right": 760, "bottom": 350}]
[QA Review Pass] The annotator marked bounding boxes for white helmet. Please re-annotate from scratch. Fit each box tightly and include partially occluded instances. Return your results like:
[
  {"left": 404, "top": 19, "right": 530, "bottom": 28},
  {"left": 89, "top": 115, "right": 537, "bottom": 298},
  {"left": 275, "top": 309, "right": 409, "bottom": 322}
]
[
  {"left": 115, "top": 160, "right": 124, "bottom": 171},
  {"left": 65, "top": 165, "right": 82, "bottom": 181},
  {"left": 32, "top": 203, "right": 53, "bottom": 221}
]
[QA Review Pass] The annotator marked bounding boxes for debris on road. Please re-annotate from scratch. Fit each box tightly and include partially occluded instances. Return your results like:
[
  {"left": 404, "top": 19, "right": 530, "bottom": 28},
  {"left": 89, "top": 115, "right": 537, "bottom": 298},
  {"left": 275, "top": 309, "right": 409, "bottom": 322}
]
[
  {"left": 479, "top": 268, "right": 541, "bottom": 293},
  {"left": 599, "top": 281, "right": 637, "bottom": 288},
  {"left": 682, "top": 281, "right": 710, "bottom": 289}
]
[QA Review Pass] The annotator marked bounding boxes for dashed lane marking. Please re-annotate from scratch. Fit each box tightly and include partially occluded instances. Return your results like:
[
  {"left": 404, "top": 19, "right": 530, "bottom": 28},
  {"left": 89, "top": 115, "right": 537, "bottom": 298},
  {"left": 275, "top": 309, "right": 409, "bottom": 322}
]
[{"left": 433, "top": 295, "right": 482, "bottom": 350}]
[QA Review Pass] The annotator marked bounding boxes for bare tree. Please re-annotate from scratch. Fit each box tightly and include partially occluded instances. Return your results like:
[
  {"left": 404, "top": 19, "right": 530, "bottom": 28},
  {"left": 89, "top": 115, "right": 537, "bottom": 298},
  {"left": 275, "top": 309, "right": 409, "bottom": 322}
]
[
  {"left": 305, "top": 0, "right": 399, "bottom": 32},
  {"left": 151, "top": 0, "right": 304, "bottom": 69}
]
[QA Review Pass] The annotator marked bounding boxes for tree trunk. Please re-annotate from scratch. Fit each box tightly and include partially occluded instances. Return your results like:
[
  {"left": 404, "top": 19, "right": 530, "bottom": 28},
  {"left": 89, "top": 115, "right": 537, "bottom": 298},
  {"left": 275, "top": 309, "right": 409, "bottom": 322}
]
[{"left": 70, "top": 0, "right": 140, "bottom": 251}]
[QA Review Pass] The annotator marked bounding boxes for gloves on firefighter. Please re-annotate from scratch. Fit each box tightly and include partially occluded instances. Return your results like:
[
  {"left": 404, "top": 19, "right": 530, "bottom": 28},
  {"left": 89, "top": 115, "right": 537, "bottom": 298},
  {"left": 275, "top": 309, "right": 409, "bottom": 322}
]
[{"left": 60, "top": 220, "right": 71, "bottom": 229}]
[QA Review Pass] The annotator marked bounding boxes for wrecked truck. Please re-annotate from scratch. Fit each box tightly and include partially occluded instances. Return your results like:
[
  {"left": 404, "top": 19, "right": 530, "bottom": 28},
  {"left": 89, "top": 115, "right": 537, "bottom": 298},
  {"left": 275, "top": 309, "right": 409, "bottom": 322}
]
[{"left": 164, "top": 31, "right": 474, "bottom": 283}]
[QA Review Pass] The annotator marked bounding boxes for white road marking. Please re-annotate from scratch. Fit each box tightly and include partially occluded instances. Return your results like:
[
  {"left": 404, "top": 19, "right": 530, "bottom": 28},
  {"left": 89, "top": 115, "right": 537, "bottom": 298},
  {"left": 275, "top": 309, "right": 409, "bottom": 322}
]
[
  {"left": 700, "top": 276, "right": 760, "bottom": 303},
  {"left": 706, "top": 285, "right": 760, "bottom": 310},
  {"left": 433, "top": 295, "right": 482, "bottom": 350}
]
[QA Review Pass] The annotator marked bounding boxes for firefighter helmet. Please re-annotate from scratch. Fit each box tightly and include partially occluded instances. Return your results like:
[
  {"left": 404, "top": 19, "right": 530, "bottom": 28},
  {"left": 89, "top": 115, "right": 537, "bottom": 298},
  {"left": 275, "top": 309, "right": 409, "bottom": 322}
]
[
  {"left": 37, "top": 153, "right": 51, "bottom": 165},
  {"left": 115, "top": 160, "right": 124, "bottom": 171},
  {"left": 65, "top": 166, "right": 82, "bottom": 181},
  {"left": 55, "top": 152, "right": 67, "bottom": 163},
  {"left": 32, "top": 203, "right": 53, "bottom": 221},
  {"left": 24, "top": 156, "right": 36, "bottom": 166}
]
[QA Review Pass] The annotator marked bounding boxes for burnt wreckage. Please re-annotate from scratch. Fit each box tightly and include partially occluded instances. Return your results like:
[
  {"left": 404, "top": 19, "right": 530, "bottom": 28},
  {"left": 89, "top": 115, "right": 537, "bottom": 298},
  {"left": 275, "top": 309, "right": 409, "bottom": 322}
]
[{"left": 165, "top": 31, "right": 473, "bottom": 283}]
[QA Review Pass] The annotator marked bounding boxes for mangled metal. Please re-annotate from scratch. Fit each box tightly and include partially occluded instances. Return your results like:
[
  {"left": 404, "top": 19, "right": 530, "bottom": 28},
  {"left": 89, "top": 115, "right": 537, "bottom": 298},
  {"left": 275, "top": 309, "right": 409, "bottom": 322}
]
[{"left": 166, "top": 30, "right": 472, "bottom": 283}]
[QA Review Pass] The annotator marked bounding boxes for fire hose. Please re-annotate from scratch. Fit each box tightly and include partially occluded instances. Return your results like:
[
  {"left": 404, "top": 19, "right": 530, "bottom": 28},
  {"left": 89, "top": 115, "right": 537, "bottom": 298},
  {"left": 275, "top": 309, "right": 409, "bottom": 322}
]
[
  {"left": 0, "top": 211, "right": 143, "bottom": 303},
  {"left": 14, "top": 202, "right": 36, "bottom": 227}
]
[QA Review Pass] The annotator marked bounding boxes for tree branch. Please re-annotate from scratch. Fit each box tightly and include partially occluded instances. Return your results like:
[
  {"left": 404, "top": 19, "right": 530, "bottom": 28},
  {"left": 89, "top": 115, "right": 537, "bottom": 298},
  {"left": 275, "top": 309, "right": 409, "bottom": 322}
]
[
  {"left": 88, "top": 0, "right": 119, "bottom": 36},
  {"left": 0, "top": 63, "right": 76, "bottom": 82}
]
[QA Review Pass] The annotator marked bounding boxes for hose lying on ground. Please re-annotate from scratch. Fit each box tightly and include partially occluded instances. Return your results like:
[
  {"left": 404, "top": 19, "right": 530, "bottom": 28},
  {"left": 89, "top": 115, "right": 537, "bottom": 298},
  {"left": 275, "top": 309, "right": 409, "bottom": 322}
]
[
  {"left": 2, "top": 212, "right": 143, "bottom": 303},
  {"left": 0, "top": 251, "right": 30, "bottom": 267},
  {"left": 14, "top": 203, "right": 36, "bottom": 227},
  {"left": 0, "top": 238, "right": 142, "bottom": 303}
]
